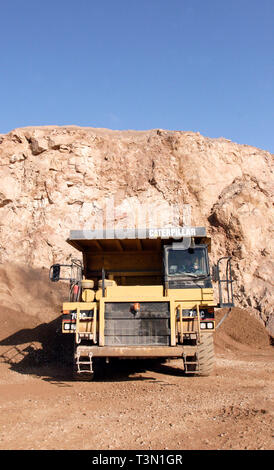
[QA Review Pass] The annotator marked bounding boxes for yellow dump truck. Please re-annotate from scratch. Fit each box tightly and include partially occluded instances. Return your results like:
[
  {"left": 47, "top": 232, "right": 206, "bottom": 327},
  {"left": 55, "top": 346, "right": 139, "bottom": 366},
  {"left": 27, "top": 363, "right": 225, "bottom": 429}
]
[{"left": 49, "top": 227, "right": 234, "bottom": 379}]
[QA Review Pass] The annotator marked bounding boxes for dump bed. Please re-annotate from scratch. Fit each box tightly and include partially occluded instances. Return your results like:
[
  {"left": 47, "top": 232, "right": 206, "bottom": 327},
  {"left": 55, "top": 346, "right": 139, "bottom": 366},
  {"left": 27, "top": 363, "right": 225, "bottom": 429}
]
[{"left": 66, "top": 227, "right": 210, "bottom": 286}]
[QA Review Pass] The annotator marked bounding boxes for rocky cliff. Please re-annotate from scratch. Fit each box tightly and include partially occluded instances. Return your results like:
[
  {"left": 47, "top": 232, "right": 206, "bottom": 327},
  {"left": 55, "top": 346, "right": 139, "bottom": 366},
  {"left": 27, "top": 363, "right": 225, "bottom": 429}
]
[{"left": 0, "top": 126, "right": 273, "bottom": 335}]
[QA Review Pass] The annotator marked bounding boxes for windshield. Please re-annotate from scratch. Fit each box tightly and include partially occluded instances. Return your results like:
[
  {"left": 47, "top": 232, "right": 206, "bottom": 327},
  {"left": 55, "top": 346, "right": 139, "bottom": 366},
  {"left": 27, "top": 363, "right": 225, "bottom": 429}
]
[{"left": 167, "top": 247, "right": 208, "bottom": 277}]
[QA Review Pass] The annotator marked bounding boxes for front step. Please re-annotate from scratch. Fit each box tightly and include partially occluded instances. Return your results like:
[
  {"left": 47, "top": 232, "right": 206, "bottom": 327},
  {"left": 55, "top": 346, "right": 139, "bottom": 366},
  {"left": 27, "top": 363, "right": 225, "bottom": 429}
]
[
  {"left": 183, "top": 353, "right": 199, "bottom": 375},
  {"left": 74, "top": 348, "right": 94, "bottom": 380}
]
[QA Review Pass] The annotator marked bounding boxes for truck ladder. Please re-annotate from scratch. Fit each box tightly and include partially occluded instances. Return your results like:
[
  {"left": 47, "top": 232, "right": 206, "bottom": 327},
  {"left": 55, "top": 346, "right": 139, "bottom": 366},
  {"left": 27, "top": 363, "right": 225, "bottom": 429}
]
[
  {"left": 182, "top": 352, "right": 200, "bottom": 374},
  {"left": 180, "top": 304, "right": 201, "bottom": 374},
  {"left": 177, "top": 303, "right": 201, "bottom": 344},
  {"left": 74, "top": 346, "right": 94, "bottom": 380}
]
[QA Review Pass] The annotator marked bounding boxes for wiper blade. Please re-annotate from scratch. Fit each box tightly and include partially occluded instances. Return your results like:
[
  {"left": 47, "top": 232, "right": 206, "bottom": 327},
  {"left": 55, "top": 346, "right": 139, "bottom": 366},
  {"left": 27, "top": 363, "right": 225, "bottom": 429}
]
[
  {"left": 183, "top": 273, "right": 199, "bottom": 278},
  {"left": 182, "top": 274, "right": 208, "bottom": 279}
]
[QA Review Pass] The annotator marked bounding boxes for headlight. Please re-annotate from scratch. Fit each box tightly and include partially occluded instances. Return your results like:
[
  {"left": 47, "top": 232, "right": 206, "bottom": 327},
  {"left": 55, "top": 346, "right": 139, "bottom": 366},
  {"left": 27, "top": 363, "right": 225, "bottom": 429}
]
[
  {"left": 200, "top": 321, "right": 214, "bottom": 330},
  {"left": 63, "top": 322, "right": 76, "bottom": 330}
]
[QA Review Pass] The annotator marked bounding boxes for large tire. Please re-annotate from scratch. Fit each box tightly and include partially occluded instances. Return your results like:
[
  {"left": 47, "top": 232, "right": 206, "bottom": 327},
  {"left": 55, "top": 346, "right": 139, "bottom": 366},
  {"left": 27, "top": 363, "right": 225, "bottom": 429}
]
[{"left": 196, "top": 332, "right": 215, "bottom": 376}]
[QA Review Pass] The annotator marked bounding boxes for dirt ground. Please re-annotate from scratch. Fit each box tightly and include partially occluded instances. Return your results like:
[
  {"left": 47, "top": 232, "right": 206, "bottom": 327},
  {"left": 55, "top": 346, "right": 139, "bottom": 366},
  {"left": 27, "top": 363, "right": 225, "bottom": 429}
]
[{"left": 0, "top": 302, "right": 273, "bottom": 451}]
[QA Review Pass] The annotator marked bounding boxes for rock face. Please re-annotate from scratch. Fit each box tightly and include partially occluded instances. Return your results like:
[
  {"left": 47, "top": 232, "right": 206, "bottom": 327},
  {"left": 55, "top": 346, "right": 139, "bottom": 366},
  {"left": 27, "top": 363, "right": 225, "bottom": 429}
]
[{"left": 0, "top": 126, "right": 273, "bottom": 335}]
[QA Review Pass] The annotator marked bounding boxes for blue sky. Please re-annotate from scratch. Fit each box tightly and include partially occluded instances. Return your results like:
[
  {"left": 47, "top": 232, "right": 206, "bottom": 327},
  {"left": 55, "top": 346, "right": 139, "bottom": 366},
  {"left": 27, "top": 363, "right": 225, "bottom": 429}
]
[{"left": 0, "top": 0, "right": 273, "bottom": 152}]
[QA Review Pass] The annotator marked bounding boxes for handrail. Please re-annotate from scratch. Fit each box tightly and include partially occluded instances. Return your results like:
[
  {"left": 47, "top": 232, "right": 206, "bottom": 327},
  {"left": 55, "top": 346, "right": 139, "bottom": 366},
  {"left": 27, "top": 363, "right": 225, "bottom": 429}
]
[{"left": 216, "top": 257, "right": 234, "bottom": 308}]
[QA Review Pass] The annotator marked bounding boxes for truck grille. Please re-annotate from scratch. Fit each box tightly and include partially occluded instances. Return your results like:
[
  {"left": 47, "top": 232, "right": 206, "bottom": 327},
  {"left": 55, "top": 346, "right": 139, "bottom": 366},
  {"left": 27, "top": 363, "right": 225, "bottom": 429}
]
[{"left": 104, "top": 302, "right": 170, "bottom": 346}]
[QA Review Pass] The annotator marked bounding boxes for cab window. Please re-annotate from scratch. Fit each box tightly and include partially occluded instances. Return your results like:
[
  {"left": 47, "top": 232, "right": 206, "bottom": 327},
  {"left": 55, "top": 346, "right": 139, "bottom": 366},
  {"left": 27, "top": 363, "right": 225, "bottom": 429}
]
[{"left": 168, "top": 248, "right": 208, "bottom": 276}]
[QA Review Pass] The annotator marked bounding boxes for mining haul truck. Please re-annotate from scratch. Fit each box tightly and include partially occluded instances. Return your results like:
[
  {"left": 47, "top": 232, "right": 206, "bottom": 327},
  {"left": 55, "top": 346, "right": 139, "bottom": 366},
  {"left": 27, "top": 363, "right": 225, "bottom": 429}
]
[{"left": 49, "top": 227, "right": 234, "bottom": 379}]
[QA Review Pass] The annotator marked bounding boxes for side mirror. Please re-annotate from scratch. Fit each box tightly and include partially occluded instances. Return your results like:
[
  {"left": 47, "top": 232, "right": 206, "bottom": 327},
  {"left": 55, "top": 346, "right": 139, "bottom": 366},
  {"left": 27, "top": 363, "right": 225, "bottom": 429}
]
[
  {"left": 49, "top": 264, "right": 61, "bottom": 282},
  {"left": 211, "top": 265, "right": 219, "bottom": 282}
]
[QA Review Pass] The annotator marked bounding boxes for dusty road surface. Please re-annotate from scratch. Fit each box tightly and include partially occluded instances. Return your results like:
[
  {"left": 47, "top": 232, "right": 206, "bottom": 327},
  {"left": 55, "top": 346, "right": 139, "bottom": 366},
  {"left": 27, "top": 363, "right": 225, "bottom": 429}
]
[{"left": 0, "top": 308, "right": 273, "bottom": 451}]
